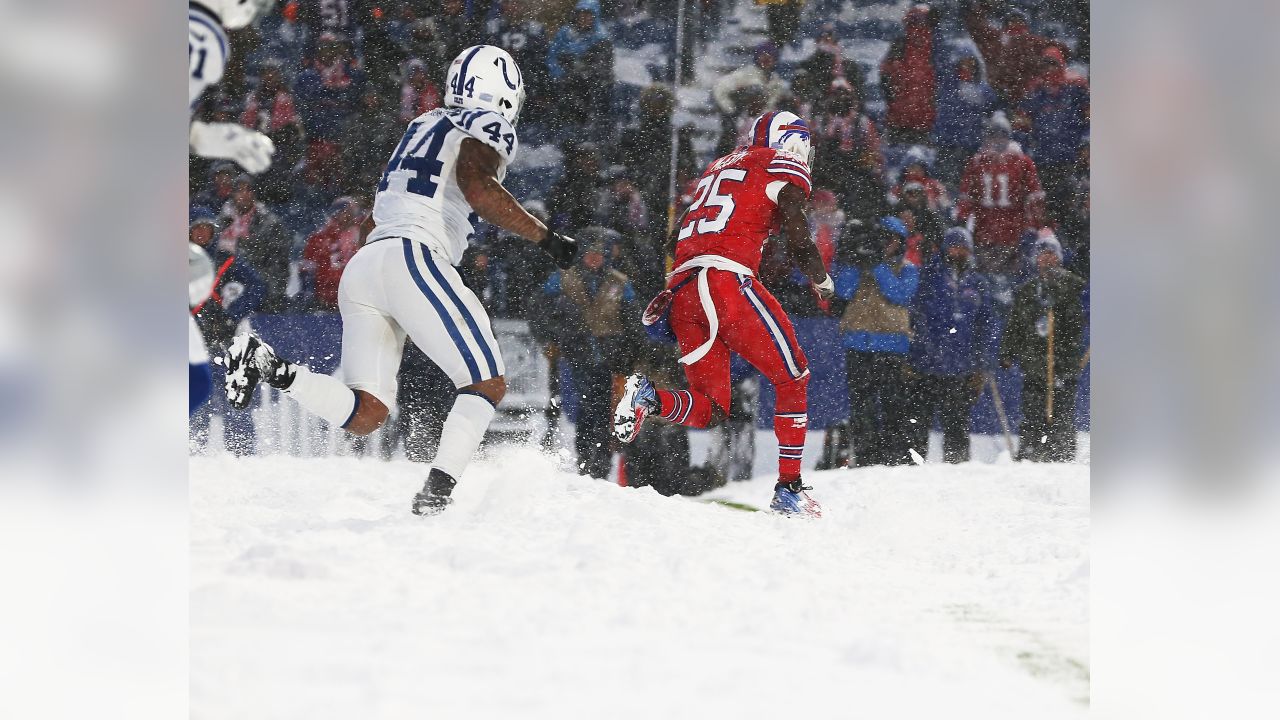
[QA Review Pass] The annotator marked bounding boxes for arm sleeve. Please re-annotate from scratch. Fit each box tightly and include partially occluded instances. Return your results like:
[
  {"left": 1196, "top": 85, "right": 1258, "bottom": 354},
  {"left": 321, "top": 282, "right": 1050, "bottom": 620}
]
[
  {"left": 451, "top": 109, "right": 519, "bottom": 166},
  {"left": 832, "top": 265, "right": 860, "bottom": 300},
  {"left": 223, "top": 259, "right": 266, "bottom": 323},
  {"left": 873, "top": 264, "right": 921, "bottom": 306},
  {"left": 765, "top": 150, "right": 813, "bottom": 198}
]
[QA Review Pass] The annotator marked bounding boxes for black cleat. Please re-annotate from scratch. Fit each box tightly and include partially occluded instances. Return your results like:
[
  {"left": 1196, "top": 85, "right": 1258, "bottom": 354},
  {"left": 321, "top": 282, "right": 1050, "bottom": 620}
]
[
  {"left": 412, "top": 468, "right": 458, "bottom": 516},
  {"left": 220, "top": 333, "right": 296, "bottom": 409}
]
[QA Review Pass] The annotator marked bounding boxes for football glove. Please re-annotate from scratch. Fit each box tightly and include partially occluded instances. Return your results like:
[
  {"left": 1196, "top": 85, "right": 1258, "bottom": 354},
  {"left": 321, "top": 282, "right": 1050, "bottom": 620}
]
[
  {"left": 539, "top": 228, "right": 578, "bottom": 269},
  {"left": 190, "top": 121, "right": 276, "bottom": 174}
]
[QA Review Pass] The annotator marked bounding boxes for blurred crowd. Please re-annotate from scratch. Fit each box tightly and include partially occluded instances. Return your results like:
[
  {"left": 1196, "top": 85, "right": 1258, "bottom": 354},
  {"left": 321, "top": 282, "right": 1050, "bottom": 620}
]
[{"left": 191, "top": 0, "right": 1090, "bottom": 485}]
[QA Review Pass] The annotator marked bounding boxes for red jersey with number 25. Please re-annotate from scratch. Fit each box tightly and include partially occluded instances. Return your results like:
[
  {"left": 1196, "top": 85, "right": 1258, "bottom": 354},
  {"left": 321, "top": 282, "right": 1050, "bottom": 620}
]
[{"left": 673, "top": 146, "right": 813, "bottom": 273}]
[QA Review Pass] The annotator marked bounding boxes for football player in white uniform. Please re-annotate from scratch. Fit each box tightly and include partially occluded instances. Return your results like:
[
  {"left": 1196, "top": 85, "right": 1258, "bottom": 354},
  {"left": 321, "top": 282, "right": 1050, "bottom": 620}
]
[
  {"left": 188, "top": 0, "right": 276, "bottom": 173},
  {"left": 221, "top": 46, "right": 578, "bottom": 515}
]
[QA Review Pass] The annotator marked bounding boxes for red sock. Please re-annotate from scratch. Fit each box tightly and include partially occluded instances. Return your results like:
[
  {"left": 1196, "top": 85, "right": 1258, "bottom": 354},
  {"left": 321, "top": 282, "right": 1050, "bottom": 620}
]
[
  {"left": 656, "top": 389, "right": 715, "bottom": 428},
  {"left": 774, "top": 373, "right": 810, "bottom": 481},
  {"left": 775, "top": 412, "right": 807, "bottom": 481}
]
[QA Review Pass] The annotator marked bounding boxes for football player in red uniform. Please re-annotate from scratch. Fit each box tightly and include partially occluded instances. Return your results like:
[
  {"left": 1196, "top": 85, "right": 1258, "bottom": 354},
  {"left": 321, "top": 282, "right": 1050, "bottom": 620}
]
[
  {"left": 956, "top": 112, "right": 1046, "bottom": 273},
  {"left": 613, "top": 111, "right": 833, "bottom": 517}
]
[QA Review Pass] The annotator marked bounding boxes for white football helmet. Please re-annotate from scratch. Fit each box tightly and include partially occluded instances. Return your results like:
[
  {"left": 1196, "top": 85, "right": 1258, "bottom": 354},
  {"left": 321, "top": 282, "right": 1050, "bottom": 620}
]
[
  {"left": 445, "top": 45, "right": 527, "bottom": 126},
  {"left": 749, "top": 110, "right": 814, "bottom": 168},
  {"left": 189, "top": 243, "right": 215, "bottom": 308},
  {"left": 206, "top": 0, "right": 276, "bottom": 30}
]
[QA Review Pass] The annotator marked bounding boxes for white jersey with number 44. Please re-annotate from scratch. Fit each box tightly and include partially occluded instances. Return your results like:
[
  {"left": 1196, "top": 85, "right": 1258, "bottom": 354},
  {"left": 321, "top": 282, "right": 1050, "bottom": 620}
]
[
  {"left": 368, "top": 107, "right": 519, "bottom": 267},
  {"left": 188, "top": 4, "right": 229, "bottom": 115}
]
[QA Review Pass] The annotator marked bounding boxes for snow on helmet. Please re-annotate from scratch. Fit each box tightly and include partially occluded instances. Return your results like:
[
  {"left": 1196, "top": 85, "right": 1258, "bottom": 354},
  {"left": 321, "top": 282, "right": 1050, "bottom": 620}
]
[
  {"left": 205, "top": 0, "right": 276, "bottom": 30},
  {"left": 749, "top": 110, "right": 814, "bottom": 168},
  {"left": 446, "top": 45, "right": 527, "bottom": 126}
]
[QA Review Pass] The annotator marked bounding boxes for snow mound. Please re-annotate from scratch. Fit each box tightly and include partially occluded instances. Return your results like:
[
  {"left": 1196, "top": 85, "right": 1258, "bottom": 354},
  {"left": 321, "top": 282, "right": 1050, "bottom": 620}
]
[{"left": 191, "top": 449, "right": 1087, "bottom": 719}]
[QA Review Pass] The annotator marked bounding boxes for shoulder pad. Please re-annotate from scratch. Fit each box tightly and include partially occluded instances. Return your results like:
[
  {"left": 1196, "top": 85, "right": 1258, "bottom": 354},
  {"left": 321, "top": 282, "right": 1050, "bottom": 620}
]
[{"left": 448, "top": 108, "right": 519, "bottom": 165}]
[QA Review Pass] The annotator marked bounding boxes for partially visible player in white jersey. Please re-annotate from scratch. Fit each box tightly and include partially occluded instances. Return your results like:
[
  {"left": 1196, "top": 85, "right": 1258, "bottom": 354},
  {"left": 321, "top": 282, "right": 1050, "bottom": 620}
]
[
  {"left": 220, "top": 45, "right": 578, "bottom": 515},
  {"left": 188, "top": 1, "right": 276, "bottom": 416},
  {"left": 188, "top": 0, "right": 276, "bottom": 173}
]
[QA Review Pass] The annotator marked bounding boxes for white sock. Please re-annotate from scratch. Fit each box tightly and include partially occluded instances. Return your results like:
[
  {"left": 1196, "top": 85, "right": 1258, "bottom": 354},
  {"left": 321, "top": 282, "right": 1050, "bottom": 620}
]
[
  {"left": 432, "top": 393, "right": 497, "bottom": 479},
  {"left": 284, "top": 366, "right": 358, "bottom": 427}
]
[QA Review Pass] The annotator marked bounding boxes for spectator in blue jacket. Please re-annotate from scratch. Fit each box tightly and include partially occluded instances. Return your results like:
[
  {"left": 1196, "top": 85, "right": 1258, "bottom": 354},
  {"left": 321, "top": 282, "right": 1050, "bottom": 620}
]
[
  {"left": 905, "top": 227, "right": 996, "bottom": 463},
  {"left": 832, "top": 217, "right": 921, "bottom": 466},
  {"left": 547, "top": 0, "right": 613, "bottom": 132},
  {"left": 932, "top": 54, "right": 997, "bottom": 187},
  {"left": 188, "top": 207, "right": 267, "bottom": 456},
  {"left": 1016, "top": 47, "right": 1089, "bottom": 226}
]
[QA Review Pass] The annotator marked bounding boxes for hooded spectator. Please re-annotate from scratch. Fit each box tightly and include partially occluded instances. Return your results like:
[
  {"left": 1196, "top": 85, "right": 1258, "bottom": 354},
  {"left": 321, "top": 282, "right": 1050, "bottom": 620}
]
[
  {"left": 218, "top": 175, "right": 293, "bottom": 312},
  {"left": 712, "top": 42, "right": 788, "bottom": 121},
  {"left": 301, "top": 196, "right": 364, "bottom": 309},
  {"left": 999, "top": 230, "right": 1087, "bottom": 462},
  {"left": 889, "top": 147, "right": 951, "bottom": 216},
  {"left": 1017, "top": 47, "right": 1090, "bottom": 227},
  {"left": 962, "top": 1, "right": 1067, "bottom": 105},
  {"left": 933, "top": 53, "right": 998, "bottom": 186},
  {"left": 905, "top": 227, "right": 996, "bottom": 462},
  {"left": 879, "top": 4, "right": 941, "bottom": 144}
]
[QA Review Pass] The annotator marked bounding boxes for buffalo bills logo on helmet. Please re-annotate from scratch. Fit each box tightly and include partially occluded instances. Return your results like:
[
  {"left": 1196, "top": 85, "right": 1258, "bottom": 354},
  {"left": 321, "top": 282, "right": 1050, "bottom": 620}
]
[{"left": 750, "top": 110, "right": 814, "bottom": 168}]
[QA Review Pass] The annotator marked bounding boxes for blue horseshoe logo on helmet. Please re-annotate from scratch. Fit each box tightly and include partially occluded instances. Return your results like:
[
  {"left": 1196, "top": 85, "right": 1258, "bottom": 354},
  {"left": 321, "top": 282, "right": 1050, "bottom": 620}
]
[{"left": 494, "top": 56, "right": 521, "bottom": 90}]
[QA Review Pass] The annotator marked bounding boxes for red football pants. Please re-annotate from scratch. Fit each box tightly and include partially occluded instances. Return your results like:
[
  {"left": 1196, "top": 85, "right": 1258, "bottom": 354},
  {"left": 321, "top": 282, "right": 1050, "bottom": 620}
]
[{"left": 656, "top": 270, "right": 810, "bottom": 480}]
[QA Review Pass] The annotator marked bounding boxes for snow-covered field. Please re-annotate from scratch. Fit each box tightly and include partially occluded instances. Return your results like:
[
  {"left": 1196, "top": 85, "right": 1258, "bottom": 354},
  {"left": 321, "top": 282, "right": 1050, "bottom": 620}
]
[{"left": 191, "top": 447, "right": 1088, "bottom": 719}]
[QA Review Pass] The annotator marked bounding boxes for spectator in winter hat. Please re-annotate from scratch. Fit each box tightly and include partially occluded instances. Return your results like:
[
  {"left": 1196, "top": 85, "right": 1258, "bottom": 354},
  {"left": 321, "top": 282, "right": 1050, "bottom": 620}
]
[
  {"left": 1000, "top": 226, "right": 1087, "bottom": 462},
  {"left": 193, "top": 161, "right": 239, "bottom": 210},
  {"left": 956, "top": 112, "right": 1047, "bottom": 275},
  {"left": 219, "top": 175, "right": 293, "bottom": 312},
  {"left": 905, "top": 226, "right": 997, "bottom": 462},
  {"left": 890, "top": 147, "right": 951, "bottom": 214},
  {"left": 812, "top": 78, "right": 887, "bottom": 219}
]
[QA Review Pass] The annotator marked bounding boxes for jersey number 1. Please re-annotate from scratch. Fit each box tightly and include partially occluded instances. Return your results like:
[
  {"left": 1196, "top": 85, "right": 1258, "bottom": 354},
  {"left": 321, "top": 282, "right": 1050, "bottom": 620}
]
[
  {"left": 378, "top": 118, "right": 450, "bottom": 197},
  {"left": 678, "top": 168, "right": 748, "bottom": 241}
]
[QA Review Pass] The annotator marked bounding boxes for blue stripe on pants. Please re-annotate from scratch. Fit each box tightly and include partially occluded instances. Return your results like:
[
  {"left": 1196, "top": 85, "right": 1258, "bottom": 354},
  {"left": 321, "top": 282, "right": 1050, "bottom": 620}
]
[
  {"left": 403, "top": 239, "right": 482, "bottom": 384},
  {"left": 741, "top": 282, "right": 803, "bottom": 378},
  {"left": 417, "top": 243, "right": 500, "bottom": 379}
]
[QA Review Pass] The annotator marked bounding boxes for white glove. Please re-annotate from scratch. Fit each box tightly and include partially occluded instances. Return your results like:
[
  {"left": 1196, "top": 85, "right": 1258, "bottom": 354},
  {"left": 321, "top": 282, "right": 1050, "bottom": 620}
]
[
  {"left": 190, "top": 121, "right": 275, "bottom": 174},
  {"left": 814, "top": 274, "right": 835, "bottom": 300}
]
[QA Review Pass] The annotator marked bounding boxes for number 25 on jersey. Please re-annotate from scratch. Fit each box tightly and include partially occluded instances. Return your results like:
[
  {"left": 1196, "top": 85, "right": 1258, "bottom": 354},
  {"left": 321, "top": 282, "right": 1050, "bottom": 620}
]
[{"left": 678, "top": 168, "right": 748, "bottom": 241}]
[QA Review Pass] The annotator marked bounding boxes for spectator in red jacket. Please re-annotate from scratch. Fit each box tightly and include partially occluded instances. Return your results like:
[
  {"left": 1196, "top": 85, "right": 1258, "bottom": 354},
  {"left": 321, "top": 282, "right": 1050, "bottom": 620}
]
[
  {"left": 956, "top": 113, "right": 1046, "bottom": 275},
  {"left": 962, "top": 2, "right": 1066, "bottom": 106},
  {"left": 301, "top": 196, "right": 364, "bottom": 309},
  {"left": 879, "top": 4, "right": 940, "bottom": 144},
  {"left": 240, "top": 60, "right": 301, "bottom": 135},
  {"left": 888, "top": 147, "right": 951, "bottom": 215},
  {"left": 399, "top": 58, "right": 443, "bottom": 124}
]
